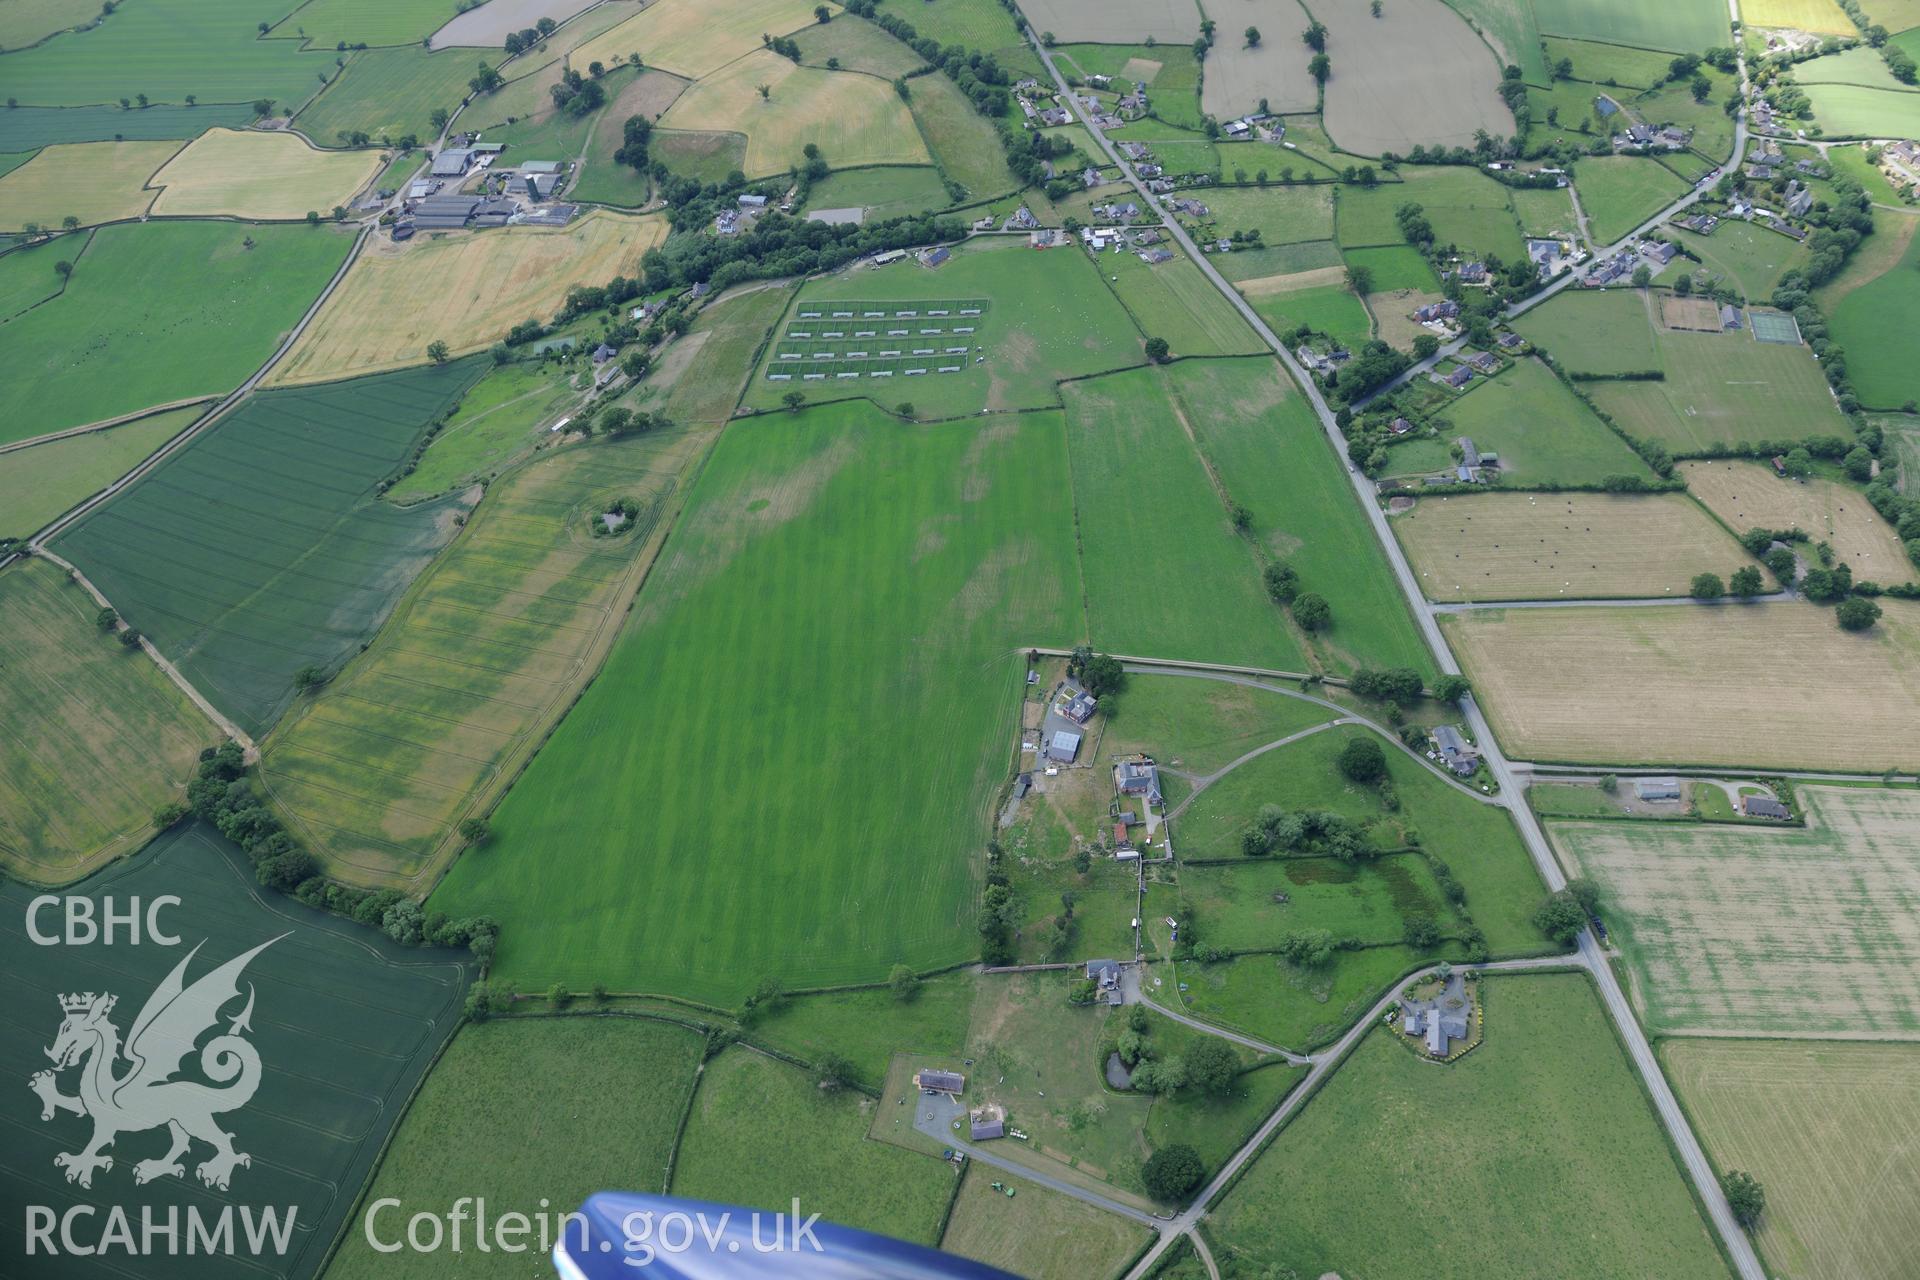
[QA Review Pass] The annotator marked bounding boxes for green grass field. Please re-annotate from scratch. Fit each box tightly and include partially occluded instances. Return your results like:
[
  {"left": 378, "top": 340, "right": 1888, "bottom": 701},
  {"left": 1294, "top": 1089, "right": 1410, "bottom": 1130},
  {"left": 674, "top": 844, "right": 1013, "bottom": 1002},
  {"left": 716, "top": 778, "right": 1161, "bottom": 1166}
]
[
  {"left": 649, "top": 128, "right": 747, "bottom": 185},
  {"left": 672, "top": 1046, "right": 954, "bottom": 1243},
  {"left": 1208, "top": 974, "right": 1733, "bottom": 1279},
  {"left": 750, "top": 971, "right": 973, "bottom": 1089},
  {"left": 1541, "top": 37, "right": 1693, "bottom": 88},
  {"left": 1444, "top": 0, "right": 1549, "bottom": 85},
  {"left": 1344, "top": 243, "right": 1440, "bottom": 292},
  {"left": 56, "top": 359, "right": 485, "bottom": 736},
  {"left": 906, "top": 70, "right": 1018, "bottom": 200},
  {"left": 1169, "top": 358, "right": 1437, "bottom": 677},
  {"left": 1829, "top": 212, "right": 1920, "bottom": 410},
  {"left": 1101, "top": 250, "right": 1266, "bottom": 357},
  {"left": 428, "top": 403, "right": 1082, "bottom": 1002},
  {"left": 1169, "top": 943, "right": 1453, "bottom": 1049},
  {"left": 0, "top": 404, "right": 200, "bottom": 539},
  {"left": 1550, "top": 787, "right": 1920, "bottom": 1035},
  {"left": 1433, "top": 356, "right": 1654, "bottom": 485},
  {"left": 1065, "top": 364, "right": 1307, "bottom": 670},
  {"left": 323, "top": 1016, "right": 707, "bottom": 1280},
  {"left": 1586, "top": 325, "right": 1851, "bottom": 450},
  {"left": 0, "top": 103, "right": 257, "bottom": 150},
  {"left": 1336, "top": 166, "right": 1527, "bottom": 263},
  {"left": 1172, "top": 724, "right": 1548, "bottom": 952},
  {"left": 261, "top": 424, "right": 710, "bottom": 888},
  {"left": 1575, "top": 156, "right": 1692, "bottom": 243},
  {"left": 1178, "top": 853, "right": 1464, "bottom": 951},
  {"left": 1509, "top": 182, "right": 1579, "bottom": 236},
  {"left": 384, "top": 360, "right": 579, "bottom": 501},
  {"left": 1663, "top": 1038, "right": 1920, "bottom": 1280},
  {"left": 805, "top": 165, "right": 954, "bottom": 219},
  {"left": 1180, "top": 184, "right": 1336, "bottom": 244},
  {"left": 793, "top": 12, "right": 929, "bottom": 75},
  {"left": 1530, "top": 0, "right": 1728, "bottom": 51},
  {"left": 271, "top": 0, "right": 456, "bottom": 47},
  {"left": 293, "top": 45, "right": 481, "bottom": 147},
  {"left": 872, "top": 0, "right": 1042, "bottom": 76},
  {"left": 0, "top": 820, "right": 469, "bottom": 1280},
  {"left": 744, "top": 237, "right": 1145, "bottom": 416},
  {"left": 620, "top": 281, "right": 794, "bottom": 424},
  {"left": 941, "top": 1165, "right": 1154, "bottom": 1280},
  {"left": 0, "top": 0, "right": 334, "bottom": 108},
  {"left": 1245, "top": 281, "right": 1375, "bottom": 350},
  {"left": 1215, "top": 242, "right": 1346, "bottom": 284},
  {"left": 0, "top": 220, "right": 353, "bottom": 444},
  {"left": 0, "top": 558, "right": 211, "bottom": 882},
  {"left": 1101, "top": 672, "right": 1337, "bottom": 774},
  {"left": 1512, "top": 287, "right": 1661, "bottom": 373},
  {"left": 1676, "top": 220, "right": 1809, "bottom": 301},
  {"left": 1804, "top": 82, "right": 1920, "bottom": 138}
]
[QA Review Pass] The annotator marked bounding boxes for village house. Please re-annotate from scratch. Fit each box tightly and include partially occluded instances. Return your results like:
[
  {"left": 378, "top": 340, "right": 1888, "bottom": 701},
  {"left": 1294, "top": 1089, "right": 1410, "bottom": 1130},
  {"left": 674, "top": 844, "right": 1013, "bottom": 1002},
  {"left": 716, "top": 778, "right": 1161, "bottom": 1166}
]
[
  {"left": 1744, "top": 795, "right": 1791, "bottom": 820},
  {"left": 914, "top": 1070, "right": 965, "bottom": 1095},
  {"left": 1004, "top": 205, "right": 1039, "bottom": 231},
  {"left": 1496, "top": 331, "right": 1524, "bottom": 350},
  {"left": 1115, "top": 756, "right": 1161, "bottom": 804},
  {"left": 1390, "top": 416, "right": 1415, "bottom": 435},
  {"left": 1466, "top": 351, "right": 1499, "bottom": 374},
  {"left": 1085, "top": 959, "right": 1124, "bottom": 1005},
  {"left": 1413, "top": 299, "right": 1459, "bottom": 324},
  {"left": 1435, "top": 365, "right": 1474, "bottom": 390},
  {"left": 1058, "top": 684, "right": 1098, "bottom": 724},
  {"left": 1138, "top": 247, "right": 1173, "bottom": 264},
  {"left": 1401, "top": 972, "right": 1474, "bottom": 1057}
]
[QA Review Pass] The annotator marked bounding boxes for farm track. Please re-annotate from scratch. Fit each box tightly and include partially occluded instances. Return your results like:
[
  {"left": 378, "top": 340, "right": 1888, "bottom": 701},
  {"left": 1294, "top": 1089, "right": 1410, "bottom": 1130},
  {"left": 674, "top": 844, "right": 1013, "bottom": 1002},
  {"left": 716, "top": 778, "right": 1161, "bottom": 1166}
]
[{"left": 1029, "top": 30, "right": 1766, "bottom": 1279}]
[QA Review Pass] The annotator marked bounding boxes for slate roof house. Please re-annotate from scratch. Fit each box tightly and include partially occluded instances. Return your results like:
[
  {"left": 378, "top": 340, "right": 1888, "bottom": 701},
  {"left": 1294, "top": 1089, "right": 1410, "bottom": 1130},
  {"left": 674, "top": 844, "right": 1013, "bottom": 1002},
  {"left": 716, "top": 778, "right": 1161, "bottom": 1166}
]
[
  {"left": 1744, "top": 795, "right": 1790, "bottom": 819},
  {"left": 1432, "top": 725, "right": 1480, "bottom": 777},
  {"left": 1402, "top": 972, "right": 1473, "bottom": 1058},
  {"left": 1116, "top": 757, "right": 1160, "bottom": 802},
  {"left": 914, "top": 1070, "right": 965, "bottom": 1094}
]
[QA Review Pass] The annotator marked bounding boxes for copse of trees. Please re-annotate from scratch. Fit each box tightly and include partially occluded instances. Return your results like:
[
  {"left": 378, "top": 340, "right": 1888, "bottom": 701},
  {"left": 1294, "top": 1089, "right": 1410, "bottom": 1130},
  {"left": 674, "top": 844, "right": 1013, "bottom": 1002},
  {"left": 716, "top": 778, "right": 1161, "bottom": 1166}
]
[
  {"left": 1240, "top": 806, "right": 1371, "bottom": 860},
  {"left": 1337, "top": 735, "right": 1387, "bottom": 784}
]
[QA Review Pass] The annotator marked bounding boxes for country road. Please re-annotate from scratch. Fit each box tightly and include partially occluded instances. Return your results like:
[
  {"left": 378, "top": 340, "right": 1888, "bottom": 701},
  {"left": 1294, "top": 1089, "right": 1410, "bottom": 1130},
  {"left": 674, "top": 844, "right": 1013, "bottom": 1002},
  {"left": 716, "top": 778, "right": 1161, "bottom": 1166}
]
[{"left": 1031, "top": 31, "right": 1767, "bottom": 1280}]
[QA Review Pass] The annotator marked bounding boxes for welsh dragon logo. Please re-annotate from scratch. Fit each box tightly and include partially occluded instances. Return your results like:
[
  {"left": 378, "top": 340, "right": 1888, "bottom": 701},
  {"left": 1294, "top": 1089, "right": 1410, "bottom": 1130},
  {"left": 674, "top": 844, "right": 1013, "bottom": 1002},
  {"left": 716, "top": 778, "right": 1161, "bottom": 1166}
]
[{"left": 29, "top": 936, "right": 283, "bottom": 1192}]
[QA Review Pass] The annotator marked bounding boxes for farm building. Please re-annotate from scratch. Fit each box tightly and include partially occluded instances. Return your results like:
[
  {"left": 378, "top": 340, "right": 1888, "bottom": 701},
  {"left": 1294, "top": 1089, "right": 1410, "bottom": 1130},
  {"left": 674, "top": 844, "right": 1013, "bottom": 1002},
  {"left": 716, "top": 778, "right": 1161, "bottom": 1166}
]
[
  {"left": 738, "top": 193, "right": 767, "bottom": 208},
  {"left": 918, "top": 246, "right": 951, "bottom": 268},
  {"left": 1743, "top": 796, "right": 1790, "bottom": 820},
  {"left": 1047, "top": 730, "right": 1082, "bottom": 763},
  {"left": 1401, "top": 972, "right": 1474, "bottom": 1058},
  {"left": 1634, "top": 778, "right": 1683, "bottom": 801},
  {"left": 411, "top": 194, "right": 482, "bottom": 229},
  {"left": 969, "top": 1104, "right": 1006, "bottom": 1141},
  {"left": 1432, "top": 725, "right": 1480, "bottom": 777},
  {"left": 915, "top": 1070, "right": 965, "bottom": 1094},
  {"left": 429, "top": 149, "right": 472, "bottom": 177}
]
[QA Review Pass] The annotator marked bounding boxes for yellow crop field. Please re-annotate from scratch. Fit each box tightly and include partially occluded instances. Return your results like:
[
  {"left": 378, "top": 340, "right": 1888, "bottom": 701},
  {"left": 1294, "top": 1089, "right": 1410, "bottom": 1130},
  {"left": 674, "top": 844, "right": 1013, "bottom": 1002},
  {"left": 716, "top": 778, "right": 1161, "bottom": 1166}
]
[
  {"left": 1739, "top": 0, "right": 1858, "bottom": 33},
  {"left": 0, "top": 141, "right": 177, "bottom": 230},
  {"left": 149, "top": 128, "right": 385, "bottom": 220},
  {"left": 0, "top": 558, "right": 212, "bottom": 884},
  {"left": 1395, "top": 492, "right": 1748, "bottom": 601},
  {"left": 1681, "top": 458, "right": 1915, "bottom": 585},
  {"left": 1553, "top": 787, "right": 1920, "bottom": 1035},
  {"left": 659, "top": 50, "right": 929, "bottom": 176},
  {"left": 569, "top": 0, "right": 824, "bottom": 80},
  {"left": 1664, "top": 1039, "right": 1920, "bottom": 1280},
  {"left": 268, "top": 210, "right": 667, "bottom": 385},
  {"left": 1443, "top": 600, "right": 1920, "bottom": 769},
  {"left": 1235, "top": 265, "right": 1348, "bottom": 297}
]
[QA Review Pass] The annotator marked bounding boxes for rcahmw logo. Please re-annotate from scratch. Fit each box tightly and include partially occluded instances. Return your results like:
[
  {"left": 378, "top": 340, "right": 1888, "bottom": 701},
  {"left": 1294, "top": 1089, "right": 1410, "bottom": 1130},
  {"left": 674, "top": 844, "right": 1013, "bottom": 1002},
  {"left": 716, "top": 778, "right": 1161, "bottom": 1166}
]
[{"left": 23, "top": 933, "right": 301, "bottom": 1259}]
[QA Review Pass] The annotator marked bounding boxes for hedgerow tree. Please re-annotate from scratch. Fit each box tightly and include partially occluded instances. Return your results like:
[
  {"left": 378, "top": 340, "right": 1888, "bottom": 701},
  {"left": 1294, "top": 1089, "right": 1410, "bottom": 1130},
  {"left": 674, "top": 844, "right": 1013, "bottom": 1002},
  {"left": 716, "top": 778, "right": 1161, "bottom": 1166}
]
[
  {"left": 1183, "top": 1039, "right": 1239, "bottom": 1096},
  {"left": 1533, "top": 889, "right": 1587, "bottom": 944},
  {"left": 1722, "top": 1170, "right": 1765, "bottom": 1228},
  {"left": 1690, "top": 572, "right": 1724, "bottom": 600},
  {"left": 1292, "top": 592, "right": 1330, "bottom": 630},
  {"left": 1837, "top": 597, "right": 1882, "bottom": 631},
  {"left": 1337, "top": 735, "right": 1386, "bottom": 784},
  {"left": 1142, "top": 1145, "right": 1204, "bottom": 1200}
]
